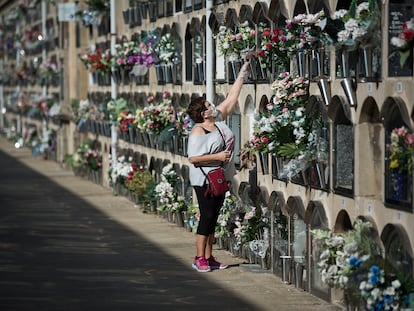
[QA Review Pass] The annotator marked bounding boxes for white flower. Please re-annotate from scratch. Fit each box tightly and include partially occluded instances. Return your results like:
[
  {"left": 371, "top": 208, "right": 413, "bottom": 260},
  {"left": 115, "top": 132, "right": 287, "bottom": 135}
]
[
  {"left": 391, "top": 279, "right": 401, "bottom": 289},
  {"left": 391, "top": 37, "right": 407, "bottom": 49},
  {"left": 333, "top": 9, "right": 348, "bottom": 20}
]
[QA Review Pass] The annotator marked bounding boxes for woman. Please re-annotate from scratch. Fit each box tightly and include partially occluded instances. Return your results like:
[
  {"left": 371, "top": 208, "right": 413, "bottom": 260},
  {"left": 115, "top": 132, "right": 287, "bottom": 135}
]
[{"left": 186, "top": 61, "right": 250, "bottom": 272}]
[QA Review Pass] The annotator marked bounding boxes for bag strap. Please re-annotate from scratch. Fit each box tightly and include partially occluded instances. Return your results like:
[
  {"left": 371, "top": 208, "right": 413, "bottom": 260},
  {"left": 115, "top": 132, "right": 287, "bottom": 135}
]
[{"left": 198, "top": 123, "right": 226, "bottom": 178}]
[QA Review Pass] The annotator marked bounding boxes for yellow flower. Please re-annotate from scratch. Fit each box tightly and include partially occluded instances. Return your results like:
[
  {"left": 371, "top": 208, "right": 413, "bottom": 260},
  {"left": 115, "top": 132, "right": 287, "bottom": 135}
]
[{"left": 390, "top": 159, "right": 399, "bottom": 169}]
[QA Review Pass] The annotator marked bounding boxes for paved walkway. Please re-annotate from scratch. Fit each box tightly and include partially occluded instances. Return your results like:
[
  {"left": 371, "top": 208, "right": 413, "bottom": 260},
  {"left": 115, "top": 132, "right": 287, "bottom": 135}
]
[{"left": 0, "top": 135, "right": 341, "bottom": 311}]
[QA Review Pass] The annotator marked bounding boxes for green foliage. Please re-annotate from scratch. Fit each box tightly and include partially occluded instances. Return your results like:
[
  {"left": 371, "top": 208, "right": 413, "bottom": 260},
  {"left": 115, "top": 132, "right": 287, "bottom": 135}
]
[
  {"left": 125, "top": 168, "right": 155, "bottom": 202},
  {"left": 277, "top": 143, "right": 302, "bottom": 159}
]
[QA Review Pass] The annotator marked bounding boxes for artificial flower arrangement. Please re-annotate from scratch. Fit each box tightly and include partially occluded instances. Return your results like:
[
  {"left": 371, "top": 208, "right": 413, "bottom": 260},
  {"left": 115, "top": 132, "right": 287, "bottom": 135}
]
[
  {"left": 174, "top": 110, "right": 194, "bottom": 137},
  {"left": 233, "top": 204, "right": 270, "bottom": 250},
  {"left": 112, "top": 39, "right": 135, "bottom": 69},
  {"left": 40, "top": 60, "right": 59, "bottom": 79},
  {"left": 124, "top": 164, "right": 155, "bottom": 202},
  {"left": 256, "top": 24, "right": 289, "bottom": 70},
  {"left": 387, "top": 126, "right": 414, "bottom": 173},
  {"left": 328, "top": 0, "right": 380, "bottom": 49},
  {"left": 185, "top": 203, "right": 200, "bottom": 232},
  {"left": 65, "top": 140, "right": 102, "bottom": 172},
  {"left": 390, "top": 18, "right": 414, "bottom": 68},
  {"left": 108, "top": 154, "right": 133, "bottom": 187},
  {"left": 79, "top": 48, "right": 111, "bottom": 75},
  {"left": 112, "top": 35, "right": 156, "bottom": 75},
  {"left": 215, "top": 192, "right": 243, "bottom": 239},
  {"left": 134, "top": 92, "right": 172, "bottom": 136},
  {"left": 154, "top": 164, "right": 187, "bottom": 213},
  {"left": 280, "top": 10, "right": 328, "bottom": 54},
  {"left": 154, "top": 33, "right": 177, "bottom": 64},
  {"left": 215, "top": 21, "right": 256, "bottom": 59},
  {"left": 249, "top": 72, "right": 310, "bottom": 157},
  {"left": 312, "top": 219, "right": 414, "bottom": 309},
  {"left": 117, "top": 109, "right": 135, "bottom": 133},
  {"left": 249, "top": 71, "right": 329, "bottom": 178},
  {"left": 106, "top": 97, "right": 128, "bottom": 122}
]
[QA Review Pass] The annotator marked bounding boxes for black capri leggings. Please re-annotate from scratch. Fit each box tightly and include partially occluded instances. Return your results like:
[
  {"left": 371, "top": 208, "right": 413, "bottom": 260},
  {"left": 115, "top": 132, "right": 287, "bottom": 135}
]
[{"left": 193, "top": 185, "right": 225, "bottom": 236}]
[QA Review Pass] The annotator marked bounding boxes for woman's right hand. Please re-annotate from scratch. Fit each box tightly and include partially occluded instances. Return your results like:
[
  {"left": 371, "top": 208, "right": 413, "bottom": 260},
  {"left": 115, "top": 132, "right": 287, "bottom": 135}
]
[{"left": 218, "top": 150, "right": 231, "bottom": 163}]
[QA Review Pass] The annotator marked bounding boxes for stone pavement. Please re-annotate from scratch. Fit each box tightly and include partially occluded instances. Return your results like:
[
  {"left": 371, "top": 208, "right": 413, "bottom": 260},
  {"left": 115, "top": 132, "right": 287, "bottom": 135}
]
[{"left": 0, "top": 135, "right": 341, "bottom": 311}]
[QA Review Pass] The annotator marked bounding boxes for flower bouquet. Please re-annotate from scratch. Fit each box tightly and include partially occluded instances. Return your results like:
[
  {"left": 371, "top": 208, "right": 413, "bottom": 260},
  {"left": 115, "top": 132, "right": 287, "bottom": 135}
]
[
  {"left": 390, "top": 18, "right": 414, "bottom": 68},
  {"left": 106, "top": 97, "right": 128, "bottom": 122},
  {"left": 257, "top": 25, "right": 289, "bottom": 72},
  {"left": 125, "top": 164, "right": 155, "bottom": 202},
  {"left": 328, "top": 0, "right": 380, "bottom": 50},
  {"left": 280, "top": 10, "right": 328, "bottom": 54},
  {"left": 249, "top": 72, "right": 310, "bottom": 158},
  {"left": 154, "top": 164, "right": 187, "bottom": 213},
  {"left": 135, "top": 93, "right": 172, "bottom": 136},
  {"left": 154, "top": 33, "right": 177, "bottom": 64},
  {"left": 387, "top": 126, "right": 414, "bottom": 173},
  {"left": 216, "top": 21, "right": 256, "bottom": 60},
  {"left": 79, "top": 48, "right": 111, "bottom": 75}
]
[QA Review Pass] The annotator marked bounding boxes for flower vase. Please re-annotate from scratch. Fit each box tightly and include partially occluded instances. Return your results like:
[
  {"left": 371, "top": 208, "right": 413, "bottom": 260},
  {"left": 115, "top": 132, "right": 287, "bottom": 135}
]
[
  {"left": 128, "top": 127, "right": 135, "bottom": 143},
  {"left": 171, "top": 63, "right": 179, "bottom": 84},
  {"left": 181, "top": 136, "right": 188, "bottom": 156},
  {"left": 318, "top": 78, "right": 331, "bottom": 106},
  {"left": 314, "top": 48, "right": 327, "bottom": 79},
  {"left": 248, "top": 58, "right": 258, "bottom": 81},
  {"left": 163, "top": 64, "right": 173, "bottom": 83},
  {"left": 142, "top": 132, "right": 149, "bottom": 147},
  {"left": 271, "top": 155, "right": 284, "bottom": 180},
  {"left": 122, "top": 9, "right": 130, "bottom": 24},
  {"left": 391, "top": 171, "right": 405, "bottom": 201},
  {"left": 148, "top": 133, "right": 155, "bottom": 149},
  {"left": 340, "top": 49, "right": 351, "bottom": 78},
  {"left": 175, "top": 212, "right": 184, "bottom": 227},
  {"left": 361, "top": 45, "right": 373, "bottom": 80},
  {"left": 341, "top": 78, "right": 357, "bottom": 107},
  {"left": 135, "top": 129, "right": 142, "bottom": 145},
  {"left": 120, "top": 68, "right": 131, "bottom": 85},
  {"left": 315, "top": 161, "right": 327, "bottom": 189},
  {"left": 195, "top": 61, "right": 204, "bottom": 83},
  {"left": 172, "top": 135, "right": 179, "bottom": 154},
  {"left": 296, "top": 51, "right": 309, "bottom": 78},
  {"left": 259, "top": 152, "right": 269, "bottom": 175},
  {"left": 155, "top": 64, "right": 165, "bottom": 84},
  {"left": 228, "top": 59, "right": 242, "bottom": 82}
]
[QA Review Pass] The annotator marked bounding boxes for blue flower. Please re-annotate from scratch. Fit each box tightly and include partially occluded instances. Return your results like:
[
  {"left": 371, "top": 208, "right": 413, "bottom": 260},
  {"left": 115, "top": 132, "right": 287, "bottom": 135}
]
[
  {"left": 370, "top": 274, "right": 380, "bottom": 285},
  {"left": 348, "top": 256, "right": 364, "bottom": 267},
  {"left": 383, "top": 295, "right": 394, "bottom": 304},
  {"left": 370, "top": 265, "right": 380, "bottom": 274}
]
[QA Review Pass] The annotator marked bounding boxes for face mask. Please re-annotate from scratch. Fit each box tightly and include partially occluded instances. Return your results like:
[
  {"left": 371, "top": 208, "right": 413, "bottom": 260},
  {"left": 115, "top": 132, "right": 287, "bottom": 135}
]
[{"left": 209, "top": 103, "right": 218, "bottom": 118}]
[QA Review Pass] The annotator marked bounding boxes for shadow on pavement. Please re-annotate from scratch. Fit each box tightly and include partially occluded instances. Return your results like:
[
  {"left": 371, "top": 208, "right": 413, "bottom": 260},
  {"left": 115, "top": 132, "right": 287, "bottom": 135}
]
[{"left": 0, "top": 150, "right": 260, "bottom": 311}]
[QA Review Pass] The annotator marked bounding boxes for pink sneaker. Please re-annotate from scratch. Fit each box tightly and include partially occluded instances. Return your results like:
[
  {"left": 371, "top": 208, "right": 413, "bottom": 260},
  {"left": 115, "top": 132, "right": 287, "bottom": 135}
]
[
  {"left": 192, "top": 256, "right": 211, "bottom": 272},
  {"left": 207, "top": 256, "right": 228, "bottom": 270}
]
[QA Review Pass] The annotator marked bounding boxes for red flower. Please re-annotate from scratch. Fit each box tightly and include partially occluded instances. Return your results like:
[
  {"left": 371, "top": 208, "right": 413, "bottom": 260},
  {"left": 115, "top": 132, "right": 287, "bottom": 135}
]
[
  {"left": 262, "top": 29, "right": 271, "bottom": 37},
  {"left": 402, "top": 29, "right": 414, "bottom": 42}
]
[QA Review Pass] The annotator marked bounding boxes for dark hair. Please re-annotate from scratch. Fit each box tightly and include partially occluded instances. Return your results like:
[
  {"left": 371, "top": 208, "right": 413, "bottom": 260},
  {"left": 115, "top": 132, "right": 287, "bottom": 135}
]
[{"left": 187, "top": 96, "right": 206, "bottom": 123}]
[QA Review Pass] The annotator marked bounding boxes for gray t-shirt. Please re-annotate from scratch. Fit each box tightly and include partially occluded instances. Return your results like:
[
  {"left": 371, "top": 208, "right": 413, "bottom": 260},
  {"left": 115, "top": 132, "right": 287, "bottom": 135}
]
[{"left": 187, "top": 120, "right": 235, "bottom": 186}]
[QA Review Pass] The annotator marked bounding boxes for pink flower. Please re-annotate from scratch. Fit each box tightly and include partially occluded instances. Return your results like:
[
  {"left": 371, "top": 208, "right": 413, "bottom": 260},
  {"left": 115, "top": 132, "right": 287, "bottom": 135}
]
[{"left": 261, "top": 136, "right": 269, "bottom": 144}]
